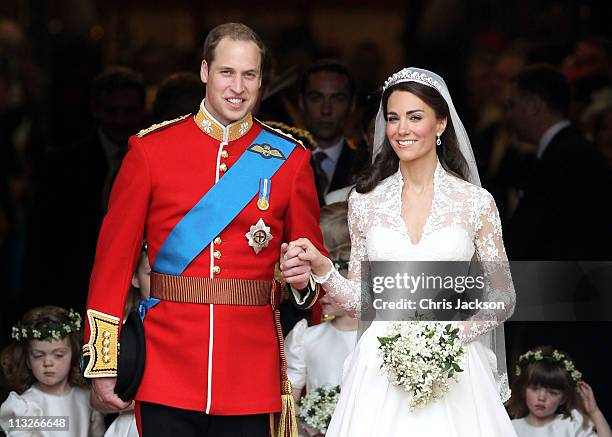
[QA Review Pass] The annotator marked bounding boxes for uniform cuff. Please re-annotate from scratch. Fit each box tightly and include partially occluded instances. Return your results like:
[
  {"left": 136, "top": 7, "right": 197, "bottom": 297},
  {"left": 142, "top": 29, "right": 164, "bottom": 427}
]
[
  {"left": 82, "top": 310, "right": 120, "bottom": 378},
  {"left": 288, "top": 275, "right": 319, "bottom": 309}
]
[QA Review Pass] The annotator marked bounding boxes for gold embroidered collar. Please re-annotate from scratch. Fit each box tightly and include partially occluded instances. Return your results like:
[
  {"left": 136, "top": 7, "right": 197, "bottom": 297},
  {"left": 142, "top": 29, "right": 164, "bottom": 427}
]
[{"left": 194, "top": 100, "right": 253, "bottom": 142}]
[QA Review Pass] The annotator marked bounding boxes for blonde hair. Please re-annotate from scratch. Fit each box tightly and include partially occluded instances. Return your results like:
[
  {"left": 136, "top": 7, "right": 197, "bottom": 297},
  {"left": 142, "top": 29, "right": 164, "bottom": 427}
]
[
  {"left": 320, "top": 202, "right": 351, "bottom": 261},
  {"left": 124, "top": 242, "right": 149, "bottom": 317}
]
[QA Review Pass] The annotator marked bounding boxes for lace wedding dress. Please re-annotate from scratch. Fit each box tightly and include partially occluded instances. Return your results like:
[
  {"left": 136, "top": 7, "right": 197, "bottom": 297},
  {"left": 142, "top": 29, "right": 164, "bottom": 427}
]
[{"left": 321, "top": 161, "right": 517, "bottom": 437}]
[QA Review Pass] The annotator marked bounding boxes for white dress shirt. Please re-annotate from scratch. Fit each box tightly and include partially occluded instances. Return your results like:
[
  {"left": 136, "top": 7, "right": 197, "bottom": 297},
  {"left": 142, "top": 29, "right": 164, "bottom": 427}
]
[
  {"left": 537, "top": 120, "right": 571, "bottom": 159},
  {"left": 313, "top": 137, "right": 345, "bottom": 193}
]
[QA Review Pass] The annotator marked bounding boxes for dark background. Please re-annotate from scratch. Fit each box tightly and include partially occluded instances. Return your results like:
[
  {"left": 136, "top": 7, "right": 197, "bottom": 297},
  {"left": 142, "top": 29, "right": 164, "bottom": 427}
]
[{"left": 1, "top": 0, "right": 611, "bottom": 420}]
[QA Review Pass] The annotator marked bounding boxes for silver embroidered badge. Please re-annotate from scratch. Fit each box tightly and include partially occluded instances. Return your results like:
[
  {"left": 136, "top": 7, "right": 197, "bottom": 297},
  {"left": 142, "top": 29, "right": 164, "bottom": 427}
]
[{"left": 245, "top": 218, "right": 273, "bottom": 254}]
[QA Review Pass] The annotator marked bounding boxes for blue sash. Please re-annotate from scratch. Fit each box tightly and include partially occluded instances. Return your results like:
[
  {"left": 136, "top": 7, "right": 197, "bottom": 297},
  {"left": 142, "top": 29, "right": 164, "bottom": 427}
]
[{"left": 152, "top": 129, "right": 297, "bottom": 275}]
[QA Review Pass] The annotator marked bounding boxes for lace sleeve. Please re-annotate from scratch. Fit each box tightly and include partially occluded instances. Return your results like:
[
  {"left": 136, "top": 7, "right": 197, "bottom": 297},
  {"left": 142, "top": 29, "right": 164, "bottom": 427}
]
[
  {"left": 459, "top": 191, "right": 515, "bottom": 343},
  {"left": 318, "top": 195, "right": 366, "bottom": 317}
]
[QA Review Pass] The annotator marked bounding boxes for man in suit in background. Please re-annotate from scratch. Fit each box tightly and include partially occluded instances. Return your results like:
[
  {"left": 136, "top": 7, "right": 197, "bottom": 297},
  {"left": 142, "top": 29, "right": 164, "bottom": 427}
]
[
  {"left": 506, "top": 64, "right": 612, "bottom": 261},
  {"left": 299, "top": 61, "right": 364, "bottom": 204},
  {"left": 23, "top": 66, "right": 147, "bottom": 314},
  {"left": 152, "top": 71, "right": 203, "bottom": 122}
]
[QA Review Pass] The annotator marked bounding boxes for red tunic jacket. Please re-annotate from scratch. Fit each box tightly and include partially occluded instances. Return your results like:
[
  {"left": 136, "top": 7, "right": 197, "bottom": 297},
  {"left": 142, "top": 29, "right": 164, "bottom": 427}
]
[{"left": 83, "top": 106, "right": 325, "bottom": 414}]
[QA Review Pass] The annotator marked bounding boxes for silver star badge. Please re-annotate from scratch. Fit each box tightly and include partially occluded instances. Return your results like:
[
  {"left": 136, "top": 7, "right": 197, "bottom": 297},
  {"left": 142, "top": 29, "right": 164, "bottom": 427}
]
[{"left": 245, "top": 218, "right": 273, "bottom": 254}]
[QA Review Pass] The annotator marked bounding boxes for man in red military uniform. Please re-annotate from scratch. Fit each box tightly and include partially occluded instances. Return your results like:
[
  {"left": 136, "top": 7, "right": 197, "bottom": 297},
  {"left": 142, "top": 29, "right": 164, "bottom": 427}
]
[{"left": 82, "top": 23, "right": 324, "bottom": 436}]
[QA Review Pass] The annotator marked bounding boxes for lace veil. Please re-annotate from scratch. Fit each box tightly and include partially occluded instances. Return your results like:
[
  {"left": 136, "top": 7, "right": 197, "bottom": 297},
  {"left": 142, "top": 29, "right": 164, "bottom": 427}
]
[
  {"left": 370, "top": 67, "right": 509, "bottom": 401},
  {"left": 372, "top": 68, "right": 480, "bottom": 186}
]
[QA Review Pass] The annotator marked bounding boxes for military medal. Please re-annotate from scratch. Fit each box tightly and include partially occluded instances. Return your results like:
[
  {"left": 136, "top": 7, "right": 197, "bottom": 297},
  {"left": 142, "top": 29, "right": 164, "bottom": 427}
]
[
  {"left": 245, "top": 218, "right": 273, "bottom": 254},
  {"left": 257, "top": 178, "right": 271, "bottom": 211},
  {"left": 257, "top": 198, "right": 269, "bottom": 211}
]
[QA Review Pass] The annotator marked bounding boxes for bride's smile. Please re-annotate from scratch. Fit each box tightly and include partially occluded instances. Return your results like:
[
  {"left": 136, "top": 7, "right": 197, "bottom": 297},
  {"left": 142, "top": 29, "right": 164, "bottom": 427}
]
[
  {"left": 282, "top": 68, "right": 515, "bottom": 437},
  {"left": 386, "top": 90, "right": 446, "bottom": 164}
]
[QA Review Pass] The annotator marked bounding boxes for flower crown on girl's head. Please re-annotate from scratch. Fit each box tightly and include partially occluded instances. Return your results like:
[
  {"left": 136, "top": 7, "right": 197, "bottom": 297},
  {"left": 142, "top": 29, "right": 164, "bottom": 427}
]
[
  {"left": 515, "top": 348, "right": 582, "bottom": 384},
  {"left": 11, "top": 309, "right": 82, "bottom": 342}
]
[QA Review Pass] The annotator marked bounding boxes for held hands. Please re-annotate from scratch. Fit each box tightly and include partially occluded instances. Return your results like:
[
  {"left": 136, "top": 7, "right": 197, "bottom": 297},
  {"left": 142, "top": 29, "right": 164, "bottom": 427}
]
[
  {"left": 280, "top": 238, "right": 332, "bottom": 288},
  {"left": 280, "top": 242, "right": 311, "bottom": 290},
  {"left": 91, "top": 377, "right": 131, "bottom": 412}
]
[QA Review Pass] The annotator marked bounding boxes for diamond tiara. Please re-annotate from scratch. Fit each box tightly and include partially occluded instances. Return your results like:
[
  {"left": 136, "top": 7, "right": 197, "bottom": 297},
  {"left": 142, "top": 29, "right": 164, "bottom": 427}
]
[{"left": 383, "top": 68, "right": 442, "bottom": 92}]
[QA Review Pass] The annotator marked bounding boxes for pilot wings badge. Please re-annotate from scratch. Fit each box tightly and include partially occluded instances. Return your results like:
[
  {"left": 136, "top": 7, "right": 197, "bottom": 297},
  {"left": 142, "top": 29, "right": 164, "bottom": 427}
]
[{"left": 247, "top": 144, "right": 286, "bottom": 160}]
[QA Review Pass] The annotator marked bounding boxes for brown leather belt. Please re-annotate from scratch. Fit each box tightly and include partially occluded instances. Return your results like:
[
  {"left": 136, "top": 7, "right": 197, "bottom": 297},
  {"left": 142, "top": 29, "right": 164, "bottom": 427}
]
[{"left": 150, "top": 272, "right": 273, "bottom": 306}]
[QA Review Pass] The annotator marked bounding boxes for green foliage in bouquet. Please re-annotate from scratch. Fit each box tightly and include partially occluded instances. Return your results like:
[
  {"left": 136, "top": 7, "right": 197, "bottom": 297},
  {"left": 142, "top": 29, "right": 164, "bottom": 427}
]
[
  {"left": 378, "top": 322, "right": 465, "bottom": 411},
  {"left": 297, "top": 385, "right": 341, "bottom": 434}
]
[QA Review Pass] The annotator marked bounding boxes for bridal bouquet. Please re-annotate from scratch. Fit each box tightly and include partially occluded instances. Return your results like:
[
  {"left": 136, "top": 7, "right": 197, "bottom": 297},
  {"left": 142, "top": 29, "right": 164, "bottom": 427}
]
[
  {"left": 297, "top": 385, "right": 340, "bottom": 434},
  {"left": 378, "top": 322, "right": 465, "bottom": 411}
]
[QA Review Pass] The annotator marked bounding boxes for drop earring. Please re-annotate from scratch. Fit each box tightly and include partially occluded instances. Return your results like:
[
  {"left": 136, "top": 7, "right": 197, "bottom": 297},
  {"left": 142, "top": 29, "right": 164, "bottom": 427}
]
[{"left": 436, "top": 134, "right": 442, "bottom": 146}]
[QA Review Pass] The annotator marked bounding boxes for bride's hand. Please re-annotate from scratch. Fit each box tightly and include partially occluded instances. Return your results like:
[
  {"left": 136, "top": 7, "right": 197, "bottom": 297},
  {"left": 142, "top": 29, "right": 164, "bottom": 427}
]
[
  {"left": 280, "top": 242, "right": 311, "bottom": 289},
  {"left": 287, "top": 237, "right": 331, "bottom": 277}
]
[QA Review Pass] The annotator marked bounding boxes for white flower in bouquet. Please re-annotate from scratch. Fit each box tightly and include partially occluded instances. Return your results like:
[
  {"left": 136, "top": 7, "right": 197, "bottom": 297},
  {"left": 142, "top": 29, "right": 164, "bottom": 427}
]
[
  {"left": 297, "top": 385, "right": 340, "bottom": 434},
  {"left": 377, "top": 322, "right": 465, "bottom": 411}
]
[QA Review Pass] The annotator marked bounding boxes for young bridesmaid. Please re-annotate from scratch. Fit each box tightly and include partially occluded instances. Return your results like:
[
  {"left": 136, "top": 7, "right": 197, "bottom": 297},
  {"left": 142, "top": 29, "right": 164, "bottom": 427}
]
[
  {"left": 285, "top": 202, "right": 358, "bottom": 436},
  {"left": 0, "top": 306, "right": 105, "bottom": 436},
  {"left": 507, "top": 346, "right": 611, "bottom": 437}
]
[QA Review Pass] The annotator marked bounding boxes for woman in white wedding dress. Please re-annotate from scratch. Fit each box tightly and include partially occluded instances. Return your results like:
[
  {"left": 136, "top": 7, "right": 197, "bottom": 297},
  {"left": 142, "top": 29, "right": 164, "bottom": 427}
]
[{"left": 280, "top": 67, "right": 517, "bottom": 436}]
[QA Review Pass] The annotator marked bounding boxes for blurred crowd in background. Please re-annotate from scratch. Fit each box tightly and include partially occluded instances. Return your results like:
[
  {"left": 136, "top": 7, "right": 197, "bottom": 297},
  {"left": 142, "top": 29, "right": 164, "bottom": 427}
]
[{"left": 1, "top": 0, "right": 611, "bottom": 421}]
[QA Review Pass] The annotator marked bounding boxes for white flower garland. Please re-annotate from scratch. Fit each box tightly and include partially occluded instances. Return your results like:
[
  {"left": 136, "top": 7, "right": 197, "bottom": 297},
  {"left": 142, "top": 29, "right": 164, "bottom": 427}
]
[
  {"left": 11, "top": 309, "right": 82, "bottom": 342},
  {"left": 516, "top": 348, "right": 582, "bottom": 384}
]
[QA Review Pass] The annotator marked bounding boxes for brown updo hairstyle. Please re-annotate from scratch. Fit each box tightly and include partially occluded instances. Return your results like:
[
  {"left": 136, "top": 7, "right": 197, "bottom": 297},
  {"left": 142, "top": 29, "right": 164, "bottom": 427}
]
[
  {"left": 1, "top": 306, "right": 86, "bottom": 393},
  {"left": 355, "top": 81, "right": 469, "bottom": 194},
  {"left": 506, "top": 345, "right": 586, "bottom": 422}
]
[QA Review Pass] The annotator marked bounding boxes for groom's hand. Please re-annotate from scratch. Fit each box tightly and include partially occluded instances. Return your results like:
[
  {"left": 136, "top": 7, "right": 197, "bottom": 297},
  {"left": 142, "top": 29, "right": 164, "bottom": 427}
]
[
  {"left": 280, "top": 242, "right": 311, "bottom": 289},
  {"left": 288, "top": 238, "right": 331, "bottom": 277},
  {"left": 91, "top": 377, "right": 131, "bottom": 412}
]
